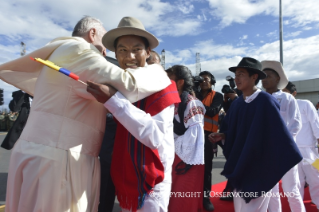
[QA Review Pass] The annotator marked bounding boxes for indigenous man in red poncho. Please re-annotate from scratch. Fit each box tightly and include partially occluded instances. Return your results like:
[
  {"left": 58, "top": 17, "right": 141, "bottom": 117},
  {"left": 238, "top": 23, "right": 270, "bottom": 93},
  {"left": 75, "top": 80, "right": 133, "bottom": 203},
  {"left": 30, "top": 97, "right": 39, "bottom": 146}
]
[{"left": 87, "top": 17, "right": 180, "bottom": 212}]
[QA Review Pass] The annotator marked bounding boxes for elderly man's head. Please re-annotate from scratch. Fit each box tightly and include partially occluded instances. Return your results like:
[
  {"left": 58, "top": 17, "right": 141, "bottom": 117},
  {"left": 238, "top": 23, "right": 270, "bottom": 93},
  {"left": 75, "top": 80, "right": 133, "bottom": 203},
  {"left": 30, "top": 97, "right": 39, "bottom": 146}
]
[
  {"left": 114, "top": 35, "right": 150, "bottom": 69},
  {"left": 72, "top": 16, "right": 107, "bottom": 56},
  {"left": 146, "top": 50, "right": 161, "bottom": 65}
]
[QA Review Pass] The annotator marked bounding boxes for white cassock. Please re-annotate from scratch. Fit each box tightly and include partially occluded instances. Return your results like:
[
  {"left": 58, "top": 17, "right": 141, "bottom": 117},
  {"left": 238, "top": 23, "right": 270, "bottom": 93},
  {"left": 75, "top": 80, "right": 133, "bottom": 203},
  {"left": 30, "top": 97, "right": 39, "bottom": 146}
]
[
  {"left": 268, "top": 90, "right": 305, "bottom": 212},
  {"left": 0, "top": 37, "right": 170, "bottom": 212},
  {"left": 296, "top": 99, "right": 319, "bottom": 210},
  {"left": 104, "top": 92, "right": 175, "bottom": 212}
]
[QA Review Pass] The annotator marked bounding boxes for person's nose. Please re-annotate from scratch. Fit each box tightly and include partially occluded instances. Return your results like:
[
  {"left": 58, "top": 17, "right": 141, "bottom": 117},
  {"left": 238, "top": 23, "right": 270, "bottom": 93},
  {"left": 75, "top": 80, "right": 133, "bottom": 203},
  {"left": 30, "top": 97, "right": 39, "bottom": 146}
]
[{"left": 126, "top": 51, "right": 136, "bottom": 59}]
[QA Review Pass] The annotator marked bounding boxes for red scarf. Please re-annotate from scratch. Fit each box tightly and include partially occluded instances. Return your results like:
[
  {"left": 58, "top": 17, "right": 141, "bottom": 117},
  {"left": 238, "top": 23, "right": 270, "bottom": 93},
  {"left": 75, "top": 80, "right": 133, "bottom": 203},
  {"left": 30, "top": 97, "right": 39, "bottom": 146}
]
[{"left": 111, "top": 81, "right": 180, "bottom": 211}]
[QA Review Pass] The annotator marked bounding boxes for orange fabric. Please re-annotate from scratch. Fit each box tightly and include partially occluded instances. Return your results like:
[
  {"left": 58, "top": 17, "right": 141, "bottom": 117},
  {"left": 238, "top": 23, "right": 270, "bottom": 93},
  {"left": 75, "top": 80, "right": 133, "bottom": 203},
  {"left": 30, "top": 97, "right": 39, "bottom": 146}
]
[{"left": 202, "top": 90, "right": 219, "bottom": 132}]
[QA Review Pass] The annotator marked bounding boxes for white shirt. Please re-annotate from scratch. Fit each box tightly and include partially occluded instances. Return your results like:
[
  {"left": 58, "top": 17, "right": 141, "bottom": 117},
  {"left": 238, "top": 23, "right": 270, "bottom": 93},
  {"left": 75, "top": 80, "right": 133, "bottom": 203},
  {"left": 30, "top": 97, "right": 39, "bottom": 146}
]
[
  {"left": 104, "top": 92, "right": 175, "bottom": 184},
  {"left": 244, "top": 89, "right": 261, "bottom": 103},
  {"left": 173, "top": 95, "right": 206, "bottom": 165},
  {"left": 296, "top": 99, "right": 319, "bottom": 147},
  {"left": 272, "top": 90, "right": 301, "bottom": 139}
]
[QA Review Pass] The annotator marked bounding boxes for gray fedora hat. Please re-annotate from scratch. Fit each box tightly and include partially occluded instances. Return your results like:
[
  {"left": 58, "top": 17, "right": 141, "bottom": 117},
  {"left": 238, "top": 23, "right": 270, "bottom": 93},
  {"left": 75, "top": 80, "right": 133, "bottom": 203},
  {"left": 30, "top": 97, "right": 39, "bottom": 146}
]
[{"left": 102, "top": 17, "right": 159, "bottom": 52}]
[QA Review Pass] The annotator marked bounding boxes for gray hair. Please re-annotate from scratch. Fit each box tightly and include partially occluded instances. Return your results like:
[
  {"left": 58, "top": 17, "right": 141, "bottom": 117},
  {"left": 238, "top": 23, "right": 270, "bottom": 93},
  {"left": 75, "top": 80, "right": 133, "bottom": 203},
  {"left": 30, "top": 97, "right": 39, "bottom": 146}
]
[{"left": 72, "top": 16, "right": 104, "bottom": 37}]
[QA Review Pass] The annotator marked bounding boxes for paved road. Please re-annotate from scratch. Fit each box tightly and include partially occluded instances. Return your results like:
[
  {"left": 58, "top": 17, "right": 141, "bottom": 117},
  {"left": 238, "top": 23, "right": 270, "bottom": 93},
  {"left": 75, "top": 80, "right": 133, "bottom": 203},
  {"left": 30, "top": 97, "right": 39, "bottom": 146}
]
[{"left": 0, "top": 134, "right": 226, "bottom": 211}]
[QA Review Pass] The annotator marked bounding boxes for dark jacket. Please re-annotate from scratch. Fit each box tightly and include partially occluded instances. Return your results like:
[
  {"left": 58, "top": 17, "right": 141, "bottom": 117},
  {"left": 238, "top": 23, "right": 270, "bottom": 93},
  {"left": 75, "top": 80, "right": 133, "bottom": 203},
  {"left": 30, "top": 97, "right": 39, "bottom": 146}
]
[
  {"left": 1, "top": 91, "right": 31, "bottom": 150},
  {"left": 196, "top": 89, "right": 223, "bottom": 121}
]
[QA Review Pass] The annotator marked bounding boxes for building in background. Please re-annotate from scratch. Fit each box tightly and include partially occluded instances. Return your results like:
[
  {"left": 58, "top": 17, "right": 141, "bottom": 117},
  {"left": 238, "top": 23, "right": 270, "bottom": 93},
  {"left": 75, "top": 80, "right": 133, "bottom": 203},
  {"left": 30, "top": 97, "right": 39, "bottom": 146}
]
[{"left": 292, "top": 78, "right": 319, "bottom": 105}]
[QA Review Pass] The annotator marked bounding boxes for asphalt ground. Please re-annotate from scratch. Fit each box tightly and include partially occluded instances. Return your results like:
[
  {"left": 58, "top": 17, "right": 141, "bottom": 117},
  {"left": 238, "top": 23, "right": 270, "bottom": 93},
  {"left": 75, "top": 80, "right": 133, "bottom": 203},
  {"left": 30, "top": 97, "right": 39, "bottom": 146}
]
[{"left": 0, "top": 134, "right": 226, "bottom": 211}]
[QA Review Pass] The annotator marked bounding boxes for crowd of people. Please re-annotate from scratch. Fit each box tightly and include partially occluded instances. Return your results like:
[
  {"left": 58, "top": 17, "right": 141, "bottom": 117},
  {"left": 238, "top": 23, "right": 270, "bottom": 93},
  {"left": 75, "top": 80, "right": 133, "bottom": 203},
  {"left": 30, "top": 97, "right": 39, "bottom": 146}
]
[{"left": 0, "top": 15, "right": 318, "bottom": 212}]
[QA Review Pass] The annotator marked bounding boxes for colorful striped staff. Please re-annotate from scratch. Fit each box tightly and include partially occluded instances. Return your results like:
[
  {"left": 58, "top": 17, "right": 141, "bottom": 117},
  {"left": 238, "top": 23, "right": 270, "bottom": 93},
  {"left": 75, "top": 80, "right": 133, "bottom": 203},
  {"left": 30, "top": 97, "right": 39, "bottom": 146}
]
[{"left": 30, "top": 57, "right": 87, "bottom": 85}]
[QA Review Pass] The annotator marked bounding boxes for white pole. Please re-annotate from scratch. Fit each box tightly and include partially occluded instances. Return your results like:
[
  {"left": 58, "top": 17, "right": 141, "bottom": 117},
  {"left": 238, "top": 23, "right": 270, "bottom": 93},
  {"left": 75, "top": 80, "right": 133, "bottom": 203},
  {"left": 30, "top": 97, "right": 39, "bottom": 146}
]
[{"left": 279, "top": 0, "right": 283, "bottom": 65}]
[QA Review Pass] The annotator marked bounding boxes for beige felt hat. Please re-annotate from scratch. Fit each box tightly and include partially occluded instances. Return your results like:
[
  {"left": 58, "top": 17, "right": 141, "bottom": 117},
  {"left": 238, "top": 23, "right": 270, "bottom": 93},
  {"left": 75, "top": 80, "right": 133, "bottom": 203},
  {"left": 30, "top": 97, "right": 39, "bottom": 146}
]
[
  {"left": 261, "top": 60, "right": 289, "bottom": 89},
  {"left": 102, "top": 16, "right": 159, "bottom": 52}
]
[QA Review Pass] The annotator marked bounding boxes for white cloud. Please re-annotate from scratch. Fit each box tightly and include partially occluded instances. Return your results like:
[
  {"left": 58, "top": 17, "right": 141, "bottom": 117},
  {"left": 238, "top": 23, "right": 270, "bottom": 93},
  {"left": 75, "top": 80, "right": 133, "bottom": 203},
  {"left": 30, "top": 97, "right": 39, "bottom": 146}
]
[
  {"left": 191, "top": 40, "right": 246, "bottom": 59},
  {"left": 237, "top": 35, "right": 248, "bottom": 46},
  {"left": 286, "top": 31, "right": 302, "bottom": 38},
  {"left": 303, "top": 26, "right": 312, "bottom": 31},
  {"left": 206, "top": 0, "right": 319, "bottom": 28},
  {"left": 153, "top": 18, "right": 202, "bottom": 37},
  {"left": 163, "top": 35, "right": 319, "bottom": 93},
  {"left": 267, "top": 30, "right": 277, "bottom": 37},
  {"left": 177, "top": 1, "right": 195, "bottom": 14},
  {"left": 207, "top": 0, "right": 264, "bottom": 27},
  {"left": 0, "top": 0, "right": 201, "bottom": 58}
]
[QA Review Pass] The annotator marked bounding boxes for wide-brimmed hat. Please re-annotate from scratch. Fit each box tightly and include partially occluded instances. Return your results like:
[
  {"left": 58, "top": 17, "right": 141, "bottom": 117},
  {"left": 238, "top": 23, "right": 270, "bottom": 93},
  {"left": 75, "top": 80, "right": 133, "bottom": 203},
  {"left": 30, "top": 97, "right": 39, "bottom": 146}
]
[
  {"left": 102, "top": 17, "right": 159, "bottom": 52},
  {"left": 229, "top": 57, "right": 266, "bottom": 79},
  {"left": 261, "top": 60, "right": 288, "bottom": 89}
]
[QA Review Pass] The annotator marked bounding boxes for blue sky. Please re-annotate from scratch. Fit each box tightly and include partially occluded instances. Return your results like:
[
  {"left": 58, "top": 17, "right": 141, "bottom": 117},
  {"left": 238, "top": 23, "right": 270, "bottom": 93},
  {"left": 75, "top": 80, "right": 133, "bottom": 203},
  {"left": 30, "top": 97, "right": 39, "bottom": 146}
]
[{"left": 1, "top": 0, "right": 319, "bottom": 108}]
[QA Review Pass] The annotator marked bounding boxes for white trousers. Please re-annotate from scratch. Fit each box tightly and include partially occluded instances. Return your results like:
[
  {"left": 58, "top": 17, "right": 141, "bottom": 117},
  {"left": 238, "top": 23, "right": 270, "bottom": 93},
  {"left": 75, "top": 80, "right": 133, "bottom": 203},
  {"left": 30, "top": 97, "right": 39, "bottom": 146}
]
[
  {"left": 121, "top": 182, "right": 171, "bottom": 212},
  {"left": 268, "top": 165, "right": 305, "bottom": 212},
  {"left": 5, "top": 139, "right": 100, "bottom": 212},
  {"left": 233, "top": 189, "right": 271, "bottom": 212},
  {"left": 268, "top": 183, "right": 281, "bottom": 212},
  {"left": 298, "top": 147, "right": 319, "bottom": 209}
]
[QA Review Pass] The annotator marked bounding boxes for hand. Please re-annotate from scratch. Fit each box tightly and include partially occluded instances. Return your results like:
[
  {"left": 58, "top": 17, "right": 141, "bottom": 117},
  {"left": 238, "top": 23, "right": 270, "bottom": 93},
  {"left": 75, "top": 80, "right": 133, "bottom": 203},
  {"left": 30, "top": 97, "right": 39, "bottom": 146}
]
[
  {"left": 224, "top": 94, "right": 228, "bottom": 102},
  {"left": 86, "top": 80, "right": 117, "bottom": 103},
  {"left": 208, "top": 133, "right": 225, "bottom": 143},
  {"left": 226, "top": 93, "right": 238, "bottom": 100}
]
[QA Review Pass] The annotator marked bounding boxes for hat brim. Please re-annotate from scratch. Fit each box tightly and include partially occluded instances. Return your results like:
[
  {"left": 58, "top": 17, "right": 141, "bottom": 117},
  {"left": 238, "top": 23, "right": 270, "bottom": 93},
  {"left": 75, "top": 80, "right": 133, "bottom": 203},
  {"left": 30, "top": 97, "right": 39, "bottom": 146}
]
[
  {"left": 229, "top": 66, "right": 267, "bottom": 79},
  {"left": 102, "top": 27, "right": 159, "bottom": 52}
]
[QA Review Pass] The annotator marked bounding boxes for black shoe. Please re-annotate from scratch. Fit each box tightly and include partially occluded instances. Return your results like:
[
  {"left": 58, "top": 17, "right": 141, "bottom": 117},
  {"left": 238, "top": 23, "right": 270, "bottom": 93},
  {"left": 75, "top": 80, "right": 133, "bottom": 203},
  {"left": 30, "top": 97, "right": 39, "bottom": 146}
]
[
  {"left": 304, "top": 182, "right": 309, "bottom": 188},
  {"left": 203, "top": 198, "right": 214, "bottom": 211}
]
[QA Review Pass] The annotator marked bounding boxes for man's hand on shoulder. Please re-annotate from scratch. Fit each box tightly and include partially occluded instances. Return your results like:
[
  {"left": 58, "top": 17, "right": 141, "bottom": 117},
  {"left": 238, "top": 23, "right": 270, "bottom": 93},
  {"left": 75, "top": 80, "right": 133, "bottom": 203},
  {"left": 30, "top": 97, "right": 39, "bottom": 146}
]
[{"left": 87, "top": 80, "right": 117, "bottom": 103}]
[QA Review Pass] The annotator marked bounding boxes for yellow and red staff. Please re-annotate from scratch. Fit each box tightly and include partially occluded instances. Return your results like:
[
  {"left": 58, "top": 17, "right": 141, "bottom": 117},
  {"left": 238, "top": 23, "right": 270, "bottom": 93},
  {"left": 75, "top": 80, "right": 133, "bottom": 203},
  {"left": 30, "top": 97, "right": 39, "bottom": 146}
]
[{"left": 30, "top": 57, "right": 87, "bottom": 85}]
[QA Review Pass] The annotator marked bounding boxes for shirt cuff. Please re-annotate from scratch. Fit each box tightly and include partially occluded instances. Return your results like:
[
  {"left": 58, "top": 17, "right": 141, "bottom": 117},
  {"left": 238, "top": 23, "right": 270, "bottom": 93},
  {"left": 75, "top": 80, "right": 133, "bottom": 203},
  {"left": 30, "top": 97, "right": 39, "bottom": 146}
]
[{"left": 103, "top": 92, "right": 127, "bottom": 113}]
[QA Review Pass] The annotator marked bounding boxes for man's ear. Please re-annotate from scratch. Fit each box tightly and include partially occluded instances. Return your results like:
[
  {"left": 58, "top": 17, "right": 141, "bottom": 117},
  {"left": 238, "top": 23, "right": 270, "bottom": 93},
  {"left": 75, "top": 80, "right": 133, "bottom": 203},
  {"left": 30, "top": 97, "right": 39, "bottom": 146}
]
[
  {"left": 146, "top": 47, "right": 151, "bottom": 58},
  {"left": 88, "top": 28, "right": 96, "bottom": 43},
  {"left": 292, "top": 91, "right": 297, "bottom": 97},
  {"left": 251, "top": 73, "right": 258, "bottom": 81}
]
